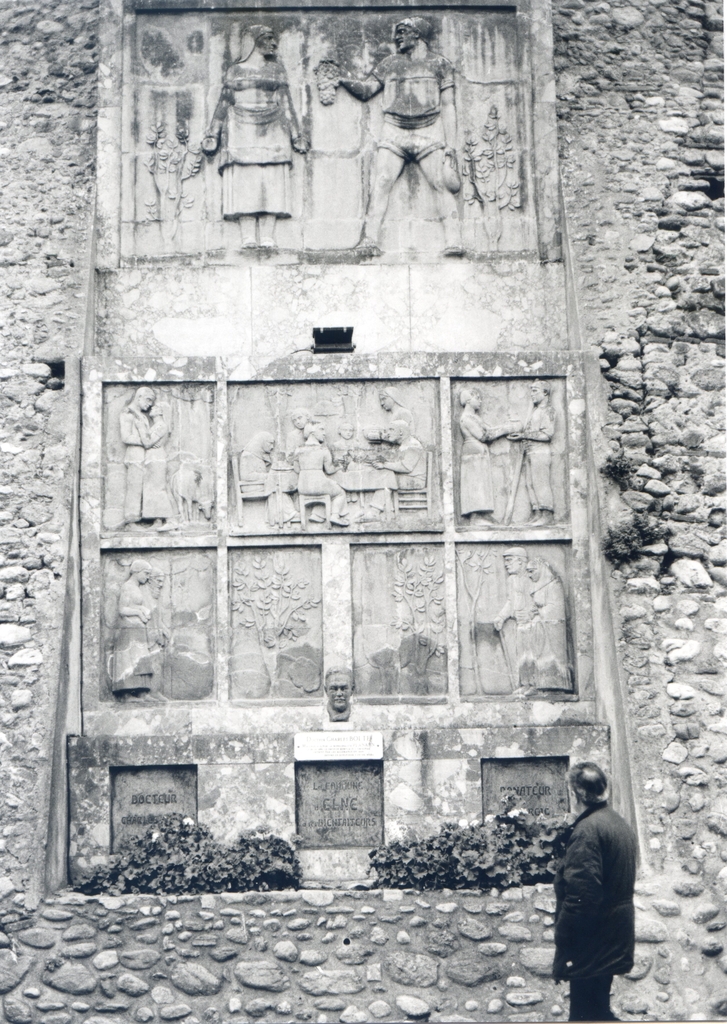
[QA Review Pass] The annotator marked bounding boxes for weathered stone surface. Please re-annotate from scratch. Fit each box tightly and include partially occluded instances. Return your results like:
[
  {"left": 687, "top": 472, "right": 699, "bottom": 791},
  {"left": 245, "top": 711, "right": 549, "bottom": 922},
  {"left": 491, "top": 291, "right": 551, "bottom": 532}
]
[
  {"left": 116, "top": 973, "right": 150, "bottom": 996},
  {"left": 61, "top": 923, "right": 96, "bottom": 942},
  {"left": 336, "top": 943, "right": 374, "bottom": 966},
  {"left": 457, "top": 918, "right": 492, "bottom": 941},
  {"left": 519, "top": 947, "right": 555, "bottom": 976},
  {"left": 17, "top": 928, "right": 57, "bottom": 949},
  {"left": 385, "top": 952, "right": 439, "bottom": 988},
  {"left": 395, "top": 994, "right": 431, "bottom": 1018},
  {"left": 92, "top": 951, "right": 119, "bottom": 970},
  {"left": 652, "top": 900, "right": 681, "bottom": 917},
  {"left": 298, "top": 969, "right": 365, "bottom": 997},
  {"left": 673, "top": 880, "right": 705, "bottom": 898},
  {"left": 159, "top": 1005, "right": 193, "bottom": 1020},
  {"left": 2, "top": 996, "right": 33, "bottom": 1024},
  {"left": 497, "top": 924, "right": 532, "bottom": 942},
  {"left": 170, "top": 963, "right": 222, "bottom": 996},
  {"left": 43, "top": 963, "right": 97, "bottom": 996},
  {"left": 62, "top": 942, "right": 97, "bottom": 959},
  {"left": 0, "top": 952, "right": 33, "bottom": 996},
  {"left": 299, "top": 950, "right": 328, "bottom": 966},
  {"left": 273, "top": 940, "right": 298, "bottom": 963},
  {"left": 234, "top": 960, "right": 289, "bottom": 992},
  {"left": 635, "top": 916, "right": 667, "bottom": 943},
  {"left": 340, "top": 1006, "right": 369, "bottom": 1024},
  {"left": 209, "top": 946, "right": 238, "bottom": 962},
  {"left": 480, "top": 943, "right": 508, "bottom": 956},
  {"left": 625, "top": 955, "right": 652, "bottom": 981},
  {"left": 118, "top": 951, "right": 161, "bottom": 971},
  {"left": 244, "top": 998, "right": 276, "bottom": 1019},
  {"left": 506, "top": 991, "right": 544, "bottom": 1006},
  {"left": 444, "top": 952, "right": 504, "bottom": 986}
]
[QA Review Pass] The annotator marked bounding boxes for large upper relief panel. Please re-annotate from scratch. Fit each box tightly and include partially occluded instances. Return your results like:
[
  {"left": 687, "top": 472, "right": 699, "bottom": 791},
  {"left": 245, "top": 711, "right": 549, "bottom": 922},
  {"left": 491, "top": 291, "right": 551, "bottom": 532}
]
[{"left": 122, "top": 9, "right": 537, "bottom": 259}]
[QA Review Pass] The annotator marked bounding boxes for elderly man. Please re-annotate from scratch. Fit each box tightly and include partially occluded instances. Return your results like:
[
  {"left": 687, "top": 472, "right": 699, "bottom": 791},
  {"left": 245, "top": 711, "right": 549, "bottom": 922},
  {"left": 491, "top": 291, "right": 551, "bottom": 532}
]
[
  {"left": 336, "top": 17, "right": 462, "bottom": 255},
  {"left": 554, "top": 762, "right": 637, "bottom": 1022}
]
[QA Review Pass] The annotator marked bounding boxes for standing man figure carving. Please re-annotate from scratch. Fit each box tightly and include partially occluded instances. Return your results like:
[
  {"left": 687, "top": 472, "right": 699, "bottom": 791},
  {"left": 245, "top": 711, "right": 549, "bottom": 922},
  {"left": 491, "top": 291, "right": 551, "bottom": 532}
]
[
  {"left": 554, "top": 762, "right": 637, "bottom": 1022},
  {"left": 337, "top": 18, "right": 463, "bottom": 256}
]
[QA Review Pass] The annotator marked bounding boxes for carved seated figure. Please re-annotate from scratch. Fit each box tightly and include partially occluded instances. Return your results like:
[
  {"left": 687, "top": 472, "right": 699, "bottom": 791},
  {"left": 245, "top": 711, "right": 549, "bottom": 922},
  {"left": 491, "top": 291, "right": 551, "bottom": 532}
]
[
  {"left": 237, "top": 431, "right": 299, "bottom": 527},
  {"left": 294, "top": 422, "right": 350, "bottom": 527}
]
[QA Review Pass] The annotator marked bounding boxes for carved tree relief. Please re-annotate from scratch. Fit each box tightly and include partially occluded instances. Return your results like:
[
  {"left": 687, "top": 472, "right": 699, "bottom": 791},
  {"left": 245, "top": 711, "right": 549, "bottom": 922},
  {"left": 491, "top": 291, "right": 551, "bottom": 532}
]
[
  {"left": 463, "top": 105, "right": 520, "bottom": 252},
  {"left": 145, "top": 122, "right": 202, "bottom": 243},
  {"left": 353, "top": 545, "right": 447, "bottom": 697},
  {"left": 229, "top": 548, "right": 323, "bottom": 699}
]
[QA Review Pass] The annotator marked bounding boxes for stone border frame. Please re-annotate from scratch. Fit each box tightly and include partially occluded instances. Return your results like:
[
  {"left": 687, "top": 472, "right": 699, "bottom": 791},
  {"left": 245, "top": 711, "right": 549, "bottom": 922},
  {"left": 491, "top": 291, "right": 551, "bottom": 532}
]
[{"left": 79, "top": 352, "right": 594, "bottom": 731}]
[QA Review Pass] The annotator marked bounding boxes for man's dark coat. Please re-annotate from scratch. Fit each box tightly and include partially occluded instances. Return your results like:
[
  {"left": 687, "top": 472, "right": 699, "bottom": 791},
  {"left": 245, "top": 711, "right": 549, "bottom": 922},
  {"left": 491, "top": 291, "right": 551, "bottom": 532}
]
[{"left": 553, "top": 801, "right": 637, "bottom": 980}]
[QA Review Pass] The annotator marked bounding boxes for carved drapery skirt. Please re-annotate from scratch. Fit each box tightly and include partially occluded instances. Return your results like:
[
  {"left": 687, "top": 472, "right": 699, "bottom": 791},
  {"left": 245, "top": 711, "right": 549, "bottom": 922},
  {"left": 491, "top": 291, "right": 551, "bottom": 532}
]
[
  {"left": 460, "top": 438, "right": 494, "bottom": 514},
  {"left": 222, "top": 162, "right": 291, "bottom": 219}
]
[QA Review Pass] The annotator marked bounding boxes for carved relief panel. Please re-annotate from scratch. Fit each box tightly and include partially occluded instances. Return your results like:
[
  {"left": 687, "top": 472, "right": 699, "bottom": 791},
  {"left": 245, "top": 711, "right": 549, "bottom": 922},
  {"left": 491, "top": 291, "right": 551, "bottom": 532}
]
[
  {"left": 101, "top": 550, "right": 216, "bottom": 702},
  {"left": 352, "top": 544, "right": 447, "bottom": 699},
  {"left": 456, "top": 543, "right": 574, "bottom": 699},
  {"left": 102, "top": 383, "right": 215, "bottom": 534},
  {"left": 228, "top": 380, "right": 441, "bottom": 535},
  {"left": 229, "top": 546, "right": 323, "bottom": 701},
  {"left": 451, "top": 378, "right": 569, "bottom": 530},
  {"left": 124, "top": 10, "right": 534, "bottom": 258}
]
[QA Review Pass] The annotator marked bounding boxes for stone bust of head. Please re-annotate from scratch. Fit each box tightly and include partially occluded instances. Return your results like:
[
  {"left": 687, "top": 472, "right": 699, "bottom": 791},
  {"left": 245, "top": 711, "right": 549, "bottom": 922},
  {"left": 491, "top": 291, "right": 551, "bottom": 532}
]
[{"left": 324, "top": 667, "right": 354, "bottom": 721}]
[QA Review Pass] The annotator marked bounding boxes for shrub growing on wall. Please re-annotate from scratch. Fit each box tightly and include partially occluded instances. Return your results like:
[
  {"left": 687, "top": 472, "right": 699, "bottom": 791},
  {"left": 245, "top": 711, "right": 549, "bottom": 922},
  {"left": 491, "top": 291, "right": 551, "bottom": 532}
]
[
  {"left": 369, "top": 807, "right": 570, "bottom": 890},
  {"left": 78, "top": 816, "right": 301, "bottom": 895}
]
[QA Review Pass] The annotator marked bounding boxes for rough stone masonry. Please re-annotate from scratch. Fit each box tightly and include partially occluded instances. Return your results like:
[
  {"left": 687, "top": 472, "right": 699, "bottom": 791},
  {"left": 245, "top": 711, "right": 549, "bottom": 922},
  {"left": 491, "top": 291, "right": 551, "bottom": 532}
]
[{"left": 0, "top": 0, "right": 724, "bottom": 1021}]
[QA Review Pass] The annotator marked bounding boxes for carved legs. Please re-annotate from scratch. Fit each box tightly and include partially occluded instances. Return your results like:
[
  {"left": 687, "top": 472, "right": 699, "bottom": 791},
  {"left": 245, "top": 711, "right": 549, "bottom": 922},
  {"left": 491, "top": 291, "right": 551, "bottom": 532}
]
[
  {"left": 358, "top": 148, "right": 405, "bottom": 251},
  {"left": 238, "top": 214, "right": 278, "bottom": 250},
  {"left": 419, "top": 150, "right": 463, "bottom": 255}
]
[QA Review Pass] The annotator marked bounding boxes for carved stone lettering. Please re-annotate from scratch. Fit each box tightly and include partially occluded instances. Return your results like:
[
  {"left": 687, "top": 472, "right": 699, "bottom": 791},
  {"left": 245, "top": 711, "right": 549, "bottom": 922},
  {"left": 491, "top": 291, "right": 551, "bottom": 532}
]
[
  {"left": 228, "top": 381, "right": 441, "bottom": 534},
  {"left": 452, "top": 379, "right": 568, "bottom": 529},
  {"left": 481, "top": 757, "right": 569, "bottom": 817},
  {"left": 457, "top": 543, "right": 574, "bottom": 698},
  {"left": 102, "top": 551, "right": 215, "bottom": 701},
  {"left": 111, "top": 765, "right": 197, "bottom": 851},
  {"left": 103, "top": 383, "right": 215, "bottom": 533},
  {"left": 295, "top": 761, "right": 384, "bottom": 848},
  {"left": 229, "top": 547, "right": 323, "bottom": 700},
  {"left": 353, "top": 545, "right": 447, "bottom": 698}
]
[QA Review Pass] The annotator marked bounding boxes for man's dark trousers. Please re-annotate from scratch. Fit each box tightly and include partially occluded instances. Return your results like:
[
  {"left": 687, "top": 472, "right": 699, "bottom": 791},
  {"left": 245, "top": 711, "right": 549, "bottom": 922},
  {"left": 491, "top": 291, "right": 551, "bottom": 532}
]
[{"left": 569, "top": 974, "right": 615, "bottom": 1022}]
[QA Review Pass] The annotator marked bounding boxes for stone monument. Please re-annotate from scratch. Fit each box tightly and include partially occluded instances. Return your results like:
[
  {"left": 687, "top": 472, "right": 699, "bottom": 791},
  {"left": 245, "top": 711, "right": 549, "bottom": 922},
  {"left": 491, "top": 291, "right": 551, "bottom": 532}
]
[{"left": 66, "top": 0, "right": 611, "bottom": 896}]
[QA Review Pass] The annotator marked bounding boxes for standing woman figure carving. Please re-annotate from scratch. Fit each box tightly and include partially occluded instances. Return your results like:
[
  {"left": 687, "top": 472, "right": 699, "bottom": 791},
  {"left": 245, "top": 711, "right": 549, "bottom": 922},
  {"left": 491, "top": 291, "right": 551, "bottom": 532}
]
[{"left": 202, "top": 25, "right": 308, "bottom": 249}]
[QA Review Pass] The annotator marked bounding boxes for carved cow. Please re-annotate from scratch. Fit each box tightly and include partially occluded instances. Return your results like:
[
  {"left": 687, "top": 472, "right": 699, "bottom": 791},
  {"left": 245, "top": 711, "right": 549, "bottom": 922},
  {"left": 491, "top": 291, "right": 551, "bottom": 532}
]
[{"left": 171, "top": 462, "right": 214, "bottom": 523}]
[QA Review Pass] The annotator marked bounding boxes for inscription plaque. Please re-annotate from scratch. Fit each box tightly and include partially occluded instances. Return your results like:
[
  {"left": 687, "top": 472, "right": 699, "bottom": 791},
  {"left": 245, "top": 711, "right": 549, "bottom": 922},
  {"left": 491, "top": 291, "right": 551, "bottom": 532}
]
[
  {"left": 294, "top": 732, "right": 383, "bottom": 761},
  {"left": 296, "top": 761, "right": 384, "bottom": 848},
  {"left": 110, "top": 765, "right": 198, "bottom": 851},
  {"left": 481, "top": 756, "right": 569, "bottom": 818}
]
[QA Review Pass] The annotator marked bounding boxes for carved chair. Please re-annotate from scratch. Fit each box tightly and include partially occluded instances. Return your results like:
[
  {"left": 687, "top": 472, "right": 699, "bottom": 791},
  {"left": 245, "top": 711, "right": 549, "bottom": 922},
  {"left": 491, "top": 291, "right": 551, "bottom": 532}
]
[
  {"left": 299, "top": 494, "right": 331, "bottom": 529},
  {"left": 392, "top": 450, "right": 433, "bottom": 514},
  {"left": 231, "top": 456, "right": 270, "bottom": 529}
]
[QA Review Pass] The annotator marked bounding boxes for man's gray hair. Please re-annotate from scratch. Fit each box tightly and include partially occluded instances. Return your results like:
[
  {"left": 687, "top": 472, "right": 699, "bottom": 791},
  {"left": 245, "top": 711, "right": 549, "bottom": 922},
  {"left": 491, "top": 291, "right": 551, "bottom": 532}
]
[{"left": 569, "top": 761, "right": 608, "bottom": 805}]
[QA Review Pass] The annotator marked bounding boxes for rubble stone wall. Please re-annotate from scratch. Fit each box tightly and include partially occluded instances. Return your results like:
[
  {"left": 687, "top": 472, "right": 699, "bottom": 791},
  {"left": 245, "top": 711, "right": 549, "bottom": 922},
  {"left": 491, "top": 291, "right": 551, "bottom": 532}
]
[
  {"left": 0, "top": 0, "right": 724, "bottom": 1019},
  {"left": 0, "top": 886, "right": 715, "bottom": 1024}
]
